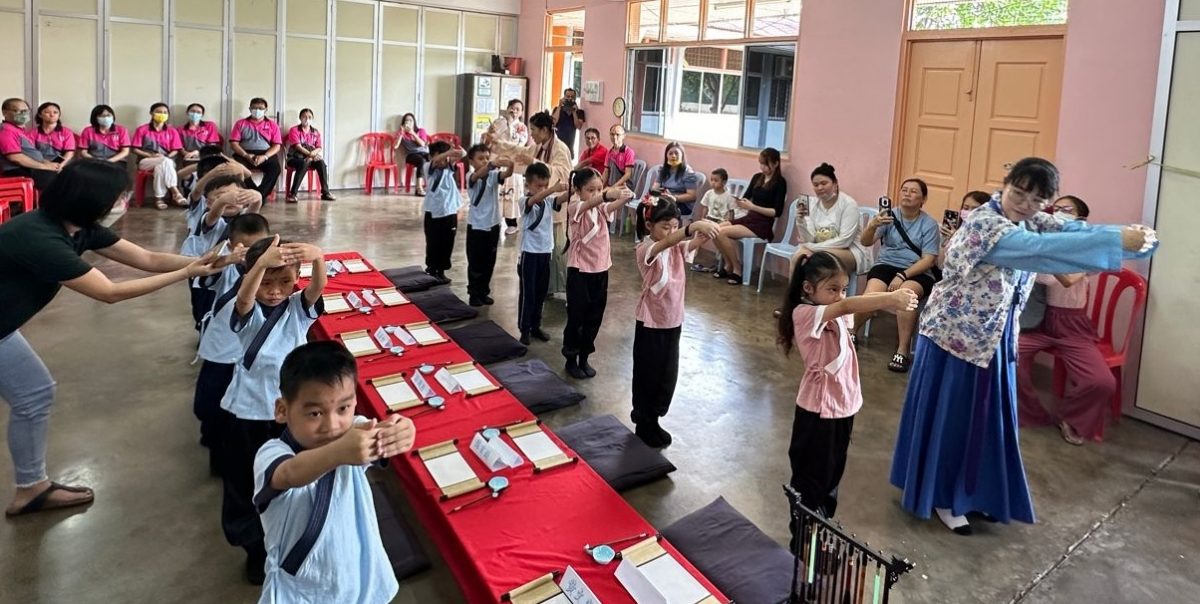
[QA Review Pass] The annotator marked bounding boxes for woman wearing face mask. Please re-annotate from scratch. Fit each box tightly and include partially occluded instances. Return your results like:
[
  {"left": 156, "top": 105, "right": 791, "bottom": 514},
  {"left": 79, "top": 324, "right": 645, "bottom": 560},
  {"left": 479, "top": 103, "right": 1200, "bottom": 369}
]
[
  {"left": 176, "top": 103, "right": 222, "bottom": 184},
  {"left": 711, "top": 148, "right": 788, "bottom": 284},
  {"left": 787, "top": 163, "right": 871, "bottom": 281},
  {"left": 890, "top": 158, "right": 1158, "bottom": 536},
  {"left": 29, "top": 102, "right": 76, "bottom": 166},
  {"left": 392, "top": 112, "right": 431, "bottom": 196},
  {"left": 77, "top": 104, "right": 131, "bottom": 166},
  {"left": 132, "top": 102, "right": 186, "bottom": 209},
  {"left": 486, "top": 99, "right": 530, "bottom": 235},
  {"left": 1, "top": 98, "right": 63, "bottom": 191},
  {"left": 513, "top": 111, "right": 573, "bottom": 295},
  {"left": 285, "top": 108, "right": 335, "bottom": 202},
  {"left": 938, "top": 190, "right": 990, "bottom": 266},
  {"left": 1015, "top": 195, "right": 1116, "bottom": 446},
  {"left": 647, "top": 142, "right": 702, "bottom": 215}
]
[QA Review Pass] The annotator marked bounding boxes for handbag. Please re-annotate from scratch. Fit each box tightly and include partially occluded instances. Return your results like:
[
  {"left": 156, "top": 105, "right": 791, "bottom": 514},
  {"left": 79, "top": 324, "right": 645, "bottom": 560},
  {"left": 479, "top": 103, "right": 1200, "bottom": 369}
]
[
  {"left": 401, "top": 135, "right": 429, "bottom": 156},
  {"left": 1019, "top": 282, "right": 1049, "bottom": 331},
  {"left": 890, "top": 214, "right": 943, "bottom": 282}
]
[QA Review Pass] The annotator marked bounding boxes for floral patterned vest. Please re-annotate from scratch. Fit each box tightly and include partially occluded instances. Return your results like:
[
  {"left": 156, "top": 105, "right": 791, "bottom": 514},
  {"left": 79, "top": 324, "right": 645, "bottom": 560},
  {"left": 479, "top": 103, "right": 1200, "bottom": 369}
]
[{"left": 919, "top": 198, "right": 1063, "bottom": 367}]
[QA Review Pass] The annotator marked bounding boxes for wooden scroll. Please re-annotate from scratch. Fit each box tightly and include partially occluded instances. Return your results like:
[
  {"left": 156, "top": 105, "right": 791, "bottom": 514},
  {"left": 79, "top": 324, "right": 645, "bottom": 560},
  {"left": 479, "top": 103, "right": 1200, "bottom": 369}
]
[
  {"left": 339, "top": 329, "right": 381, "bottom": 357},
  {"left": 322, "top": 292, "right": 352, "bottom": 314},
  {"left": 369, "top": 372, "right": 422, "bottom": 410},
  {"left": 446, "top": 361, "right": 500, "bottom": 396},
  {"left": 505, "top": 420, "right": 576, "bottom": 473},
  {"left": 416, "top": 439, "right": 484, "bottom": 500},
  {"left": 404, "top": 321, "right": 447, "bottom": 346}
]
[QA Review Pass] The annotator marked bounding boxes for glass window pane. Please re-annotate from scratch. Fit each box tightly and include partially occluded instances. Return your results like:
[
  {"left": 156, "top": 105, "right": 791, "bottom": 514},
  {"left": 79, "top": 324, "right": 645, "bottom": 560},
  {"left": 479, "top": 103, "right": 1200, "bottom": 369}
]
[
  {"left": 285, "top": 36, "right": 326, "bottom": 128},
  {"left": 752, "top": 0, "right": 800, "bottom": 37},
  {"left": 382, "top": 5, "right": 418, "bottom": 43},
  {"left": 381, "top": 44, "right": 417, "bottom": 131},
  {"left": 234, "top": 0, "right": 276, "bottom": 30},
  {"left": 336, "top": 1, "right": 373, "bottom": 39},
  {"left": 627, "top": 48, "right": 666, "bottom": 135},
  {"left": 500, "top": 17, "right": 518, "bottom": 55},
  {"left": 628, "top": 1, "right": 660, "bottom": 44},
  {"left": 701, "top": 73, "right": 719, "bottom": 113},
  {"left": 174, "top": 27, "right": 224, "bottom": 126},
  {"left": 424, "top": 10, "right": 459, "bottom": 46},
  {"left": 680, "top": 71, "right": 701, "bottom": 110},
  {"left": 548, "top": 10, "right": 584, "bottom": 47},
  {"left": 333, "top": 40, "right": 372, "bottom": 188},
  {"left": 232, "top": 32, "right": 276, "bottom": 117},
  {"left": 40, "top": 0, "right": 96, "bottom": 13},
  {"left": 722, "top": 74, "right": 740, "bottom": 114},
  {"left": 0, "top": 0, "right": 24, "bottom": 8},
  {"left": 465, "top": 50, "right": 492, "bottom": 74},
  {"left": 464, "top": 14, "right": 497, "bottom": 50},
  {"left": 287, "top": 0, "right": 327, "bottom": 36},
  {"left": 910, "top": 0, "right": 1068, "bottom": 31},
  {"left": 706, "top": 0, "right": 745, "bottom": 40},
  {"left": 422, "top": 47, "right": 459, "bottom": 133},
  {"left": 743, "top": 76, "right": 759, "bottom": 117},
  {"left": 110, "top": 23, "right": 163, "bottom": 128},
  {"left": 112, "top": 0, "right": 162, "bottom": 20},
  {"left": 38, "top": 16, "right": 97, "bottom": 126},
  {"left": 1182, "top": 0, "right": 1200, "bottom": 20},
  {"left": 665, "top": 0, "right": 699, "bottom": 41},
  {"left": 0, "top": 12, "right": 24, "bottom": 100},
  {"left": 175, "top": 0, "right": 223, "bottom": 26}
]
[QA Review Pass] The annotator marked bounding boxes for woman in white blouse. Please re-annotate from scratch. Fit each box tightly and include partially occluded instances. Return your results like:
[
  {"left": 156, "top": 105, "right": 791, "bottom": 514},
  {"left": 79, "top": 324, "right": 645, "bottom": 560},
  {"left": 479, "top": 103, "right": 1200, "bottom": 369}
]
[
  {"left": 486, "top": 99, "right": 530, "bottom": 235},
  {"left": 789, "top": 162, "right": 871, "bottom": 277}
]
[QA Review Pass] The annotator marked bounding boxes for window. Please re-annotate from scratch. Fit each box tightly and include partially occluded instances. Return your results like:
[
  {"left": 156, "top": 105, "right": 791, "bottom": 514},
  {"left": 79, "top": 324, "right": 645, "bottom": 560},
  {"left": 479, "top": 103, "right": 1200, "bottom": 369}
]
[
  {"left": 629, "top": 0, "right": 798, "bottom": 44},
  {"left": 910, "top": 0, "right": 1068, "bottom": 31},
  {"left": 627, "top": 43, "right": 793, "bottom": 150},
  {"left": 629, "top": 1, "right": 661, "bottom": 44},
  {"left": 752, "top": 0, "right": 801, "bottom": 37},
  {"left": 545, "top": 10, "right": 584, "bottom": 112}
]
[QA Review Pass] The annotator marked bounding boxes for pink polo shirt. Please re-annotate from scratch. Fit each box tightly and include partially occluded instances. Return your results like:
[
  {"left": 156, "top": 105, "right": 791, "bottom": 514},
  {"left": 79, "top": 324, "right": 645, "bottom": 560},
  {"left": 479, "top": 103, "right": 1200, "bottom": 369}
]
[
  {"left": 77, "top": 125, "right": 130, "bottom": 159},
  {"left": 179, "top": 121, "right": 222, "bottom": 151},
  {"left": 792, "top": 305, "right": 862, "bottom": 419},
  {"left": 0, "top": 122, "right": 38, "bottom": 157},
  {"left": 566, "top": 199, "right": 612, "bottom": 273},
  {"left": 286, "top": 125, "right": 322, "bottom": 149},
  {"left": 605, "top": 145, "right": 636, "bottom": 185},
  {"left": 230, "top": 117, "right": 282, "bottom": 152},
  {"left": 634, "top": 239, "right": 695, "bottom": 329},
  {"left": 28, "top": 125, "right": 76, "bottom": 156},
  {"left": 132, "top": 124, "right": 183, "bottom": 154}
]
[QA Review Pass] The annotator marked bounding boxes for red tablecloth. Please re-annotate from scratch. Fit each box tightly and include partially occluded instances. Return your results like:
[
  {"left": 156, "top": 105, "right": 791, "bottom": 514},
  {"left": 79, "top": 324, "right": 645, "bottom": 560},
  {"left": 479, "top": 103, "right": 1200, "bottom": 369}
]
[{"left": 308, "top": 252, "right": 727, "bottom": 603}]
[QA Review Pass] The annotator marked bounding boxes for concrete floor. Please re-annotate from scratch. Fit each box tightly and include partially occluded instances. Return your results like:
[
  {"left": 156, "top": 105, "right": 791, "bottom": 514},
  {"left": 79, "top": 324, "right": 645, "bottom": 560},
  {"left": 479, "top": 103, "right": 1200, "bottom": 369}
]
[{"left": 1, "top": 192, "right": 1196, "bottom": 604}]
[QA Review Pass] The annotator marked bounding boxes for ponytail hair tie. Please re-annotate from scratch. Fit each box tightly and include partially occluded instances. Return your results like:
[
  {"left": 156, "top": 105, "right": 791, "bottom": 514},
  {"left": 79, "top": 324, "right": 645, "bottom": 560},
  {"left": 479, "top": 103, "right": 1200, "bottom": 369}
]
[{"left": 797, "top": 254, "right": 812, "bottom": 267}]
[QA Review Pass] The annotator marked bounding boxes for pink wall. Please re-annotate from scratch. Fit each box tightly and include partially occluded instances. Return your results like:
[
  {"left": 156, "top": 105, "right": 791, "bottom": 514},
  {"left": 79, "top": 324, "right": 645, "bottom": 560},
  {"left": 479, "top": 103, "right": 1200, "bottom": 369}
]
[
  {"left": 1055, "top": 0, "right": 1163, "bottom": 224},
  {"left": 516, "top": 0, "right": 1163, "bottom": 223}
]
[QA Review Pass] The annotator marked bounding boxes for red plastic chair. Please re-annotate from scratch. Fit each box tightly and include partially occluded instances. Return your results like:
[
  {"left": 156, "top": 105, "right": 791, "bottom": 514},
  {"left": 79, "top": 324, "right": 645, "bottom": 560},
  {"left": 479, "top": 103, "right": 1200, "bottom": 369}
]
[
  {"left": 0, "top": 201, "right": 9, "bottom": 224},
  {"left": 430, "top": 132, "right": 466, "bottom": 190},
  {"left": 1052, "top": 268, "right": 1148, "bottom": 422},
  {"left": 361, "top": 133, "right": 398, "bottom": 194},
  {"left": 284, "top": 166, "right": 317, "bottom": 196},
  {"left": 133, "top": 169, "right": 154, "bottom": 208},
  {"left": 0, "top": 176, "right": 36, "bottom": 215}
]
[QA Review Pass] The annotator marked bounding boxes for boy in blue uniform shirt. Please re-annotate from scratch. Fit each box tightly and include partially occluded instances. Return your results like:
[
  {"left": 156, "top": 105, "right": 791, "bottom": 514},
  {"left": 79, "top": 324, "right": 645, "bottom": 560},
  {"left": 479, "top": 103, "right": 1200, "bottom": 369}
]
[
  {"left": 464, "top": 143, "right": 513, "bottom": 306},
  {"left": 422, "top": 140, "right": 466, "bottom": 284},
  {"left": 517, "top": 163, "right": 566, "bottom": 345},
  {"left": 182, "top": 174, "right": 262, "bottom": 329},
  {"left": 253, "top": 341, "right": 415, "bottom": 604},
  {"left": 220, "top": 234, "right": 327, "bottom": 585},
  {"left": 192, "top": 213, "right": 270, "bottom": 475}
]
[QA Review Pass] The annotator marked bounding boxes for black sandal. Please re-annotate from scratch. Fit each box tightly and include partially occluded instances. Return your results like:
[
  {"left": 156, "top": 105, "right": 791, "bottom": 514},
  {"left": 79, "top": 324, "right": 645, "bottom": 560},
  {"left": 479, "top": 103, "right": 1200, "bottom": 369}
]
[
  {"left": 712, "top": 269, "right": 728, "bottom": 279},
  {"left": 726, "top": 274, "right": 743, "bottom": 285},
  {"left": 6, "top": 482, "right": 94, "bottom": 517},
  {"left": 888, "top": 352, "right": 911, "bottom": 373}
]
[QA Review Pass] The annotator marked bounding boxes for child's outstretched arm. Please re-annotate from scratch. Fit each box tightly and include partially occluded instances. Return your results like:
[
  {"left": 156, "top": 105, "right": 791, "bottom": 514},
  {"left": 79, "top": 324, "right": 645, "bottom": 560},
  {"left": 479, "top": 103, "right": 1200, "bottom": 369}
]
[
  {"left": 646, "top": 220, "right": 719, "bottom": 257},
  {"left": 527, "top": 182, "right": 568, "bottom": 210},
  {"left": 685, "top": 220, "right": 719, "bottom": 252},
  {"left": 432, "top": 147, "right": 466, "bottom": 168},
  {"left": 578, "top": 185, "right": 634, "bottom": 214},
  {"left": 201, "top": 192, "right": 235, "bottom": 229},
  {"left": 494, "top": 157, "right": 514, "bottom": 183},
  {"left": 823, "top": 290, "right": 919, "bottom": 323},
  {"left": 270, "top": 420, "right": 381, "bottom": 490}
]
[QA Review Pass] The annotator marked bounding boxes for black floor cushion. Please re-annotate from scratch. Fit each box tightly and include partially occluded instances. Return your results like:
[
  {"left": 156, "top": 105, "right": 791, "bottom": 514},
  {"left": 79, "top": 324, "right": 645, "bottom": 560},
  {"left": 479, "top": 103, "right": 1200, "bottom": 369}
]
[
  {"left": 369, "top": 472, "right": 430, "bottom": 580},
  {"left": 488, "top": 358, "right": 585, "bottom": 414},
  {"left": 660, "top": 497, "right": 793, "bottom": 604},
  {"left": 408, "top": 288, "right": 479, "bottom": 324},
  {"left": 381, "top": 266, "right": 442, "bottom": 293},
  {"left": 445, "top": 320, "right": 528, "bottom": 365},
  {"left": 556, "top": 414, "right": 676, "bottom": 492}
]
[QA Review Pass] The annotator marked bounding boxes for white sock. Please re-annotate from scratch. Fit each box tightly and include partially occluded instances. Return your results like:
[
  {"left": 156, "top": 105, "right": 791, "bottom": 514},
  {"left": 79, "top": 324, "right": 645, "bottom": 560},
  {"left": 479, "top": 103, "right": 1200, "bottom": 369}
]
[{"left": 935, "top": 507, "right": 970, "bottom": 532}]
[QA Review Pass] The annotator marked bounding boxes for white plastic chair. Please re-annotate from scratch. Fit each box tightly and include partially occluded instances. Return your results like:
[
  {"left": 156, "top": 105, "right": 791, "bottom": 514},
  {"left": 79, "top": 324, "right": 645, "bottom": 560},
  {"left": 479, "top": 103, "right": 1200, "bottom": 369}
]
[
  {"left": 613, "top": 159, "right": 648, "bottom": 236},
  {"left": 850, "top": 207, "right": 877, "bottom": 297},
  {"left": 715, "top": 178, "right": 766, "bottom": 285},
  {"left": 622, "top": 163, "right": 661, "bottom": 240},
  {"left": 756, "top": 197, "right": 806, "bottom": 292}
]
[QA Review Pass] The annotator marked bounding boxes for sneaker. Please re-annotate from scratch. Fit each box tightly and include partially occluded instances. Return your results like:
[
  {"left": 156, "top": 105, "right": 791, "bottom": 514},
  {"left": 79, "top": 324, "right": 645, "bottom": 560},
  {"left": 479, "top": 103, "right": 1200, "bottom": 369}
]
[
  {"left": 635, "top": 423, "right": 668, "bottom": 449},
  {"left": 435, "top": 272, "right": 452, "bottom": 285},
  {"left": 531, "top": 328, "right": 551, "bottom": 342},
  {"left": 320, "top": 192, "right": 336, "bottom": 201},
  {"left": 285, "top": 195, "right": 298, "bottom": 203},
  {"left": 654, "top": 423, "right": 673, "bottom": 447},
  {"left": 564, "top": 357, "right": 587, "bottom": 379},
  {"left": 469, "top": 296, "right": 485, "bottom": 307},
  {"left": 578, "top": 356, "right": 597, "bottom": 378},
  {"left": 690, "top": 263, "right": 713, "bottom": 273}
]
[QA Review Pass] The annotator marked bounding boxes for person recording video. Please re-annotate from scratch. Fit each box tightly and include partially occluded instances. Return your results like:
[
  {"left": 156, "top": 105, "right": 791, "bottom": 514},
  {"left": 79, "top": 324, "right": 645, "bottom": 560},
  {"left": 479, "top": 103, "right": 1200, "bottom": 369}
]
[{"left": 550, "top": 87, "right": 586, "bottom": 159}]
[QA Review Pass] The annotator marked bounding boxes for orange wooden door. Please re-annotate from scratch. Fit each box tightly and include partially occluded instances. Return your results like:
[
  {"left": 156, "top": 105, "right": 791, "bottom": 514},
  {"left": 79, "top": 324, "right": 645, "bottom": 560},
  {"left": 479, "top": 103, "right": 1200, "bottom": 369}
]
[
  {"left": 898, "top": 40, "right": 978, "bottom": 218},
  {"left": 965, "top": 37, "right": 1065, "bottom": 195}
]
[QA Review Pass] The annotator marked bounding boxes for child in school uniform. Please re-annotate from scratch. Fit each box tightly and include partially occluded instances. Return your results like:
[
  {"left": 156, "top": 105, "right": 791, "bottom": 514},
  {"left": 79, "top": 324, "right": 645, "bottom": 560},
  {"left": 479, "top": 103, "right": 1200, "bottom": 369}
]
[
  {"left": 776, "top": 251, "right": 916, "bottom": 520},
  {"left": 192, "top": 213, "right": 270, "bottom": 475},
  {"left": 187, "top": 148, "right": 261, "bottom": 233},
  {"left": 423, "top": 140, "right": 466, "bottom": 284},
  {"left": 219, "top": 235, "right": 326, "bottom": 585},
  {"left": 561, "top": 168, "right": 633, "bottom": 379},
  {"left": 464, "top": 144, "right": 514, "bottom": 306},
  {"left": 182, "top": 174, "right": 263, "bottom": 328},
  {"left": 630, "top": 199, "right": 720, "bottom": 448},
  {"left": 517, "top": 162, "right": 567, "bottom": 345},
  {"left": 254, "top": 341, "right": 416, "bottom": 604}
]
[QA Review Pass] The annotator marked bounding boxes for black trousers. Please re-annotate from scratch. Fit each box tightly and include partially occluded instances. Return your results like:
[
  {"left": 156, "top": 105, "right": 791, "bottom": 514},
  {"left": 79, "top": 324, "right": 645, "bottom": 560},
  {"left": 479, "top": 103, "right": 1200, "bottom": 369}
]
[
  {"left": 631, "top": 321, "right": 682, "bottom": 423},
  {"left": 423, "top": 212, "right": 458, "bottom": 272},
  {"left": 787, "top": 406, "right": 854, "bottom": 519},
  {"left": 465, "top": 225, "right": 500, "bottom": 298},
  {"left": 562, "top": 268, "right": 608, "bottom": 358},
  {"left": 220, "top": 414, "right": 283, "bottom": 548},
  {"left": 2, "top": 167, "right": 57, "bottom": 192},
  {"left": 517, "top": 252, "right": 551, "bottom": 334},
  {"left": 234, "top": 152, "right": 281, "bottom": 199},
  {"left": 190, "top": 284, "right": 216, "bottom": 331},
  {"left": 405, "top": 152, "right": 430, "bottom": 182},
  {"left": 286, "top": 157, "right": 330, "bottom": 195},
  {"left": 193, "top": 361, "right": 234, "bottom": 450}
]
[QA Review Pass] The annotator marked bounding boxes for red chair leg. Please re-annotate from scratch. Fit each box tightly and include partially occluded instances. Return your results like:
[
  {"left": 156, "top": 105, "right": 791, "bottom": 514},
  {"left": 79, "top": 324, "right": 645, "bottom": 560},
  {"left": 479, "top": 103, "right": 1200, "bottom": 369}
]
[
  {"left": 1111, "top": 369, "right": 1123, "bottom": 421},
  {"left": 404, "top": 165, "right": 414, "bottom": 192},
  {"left": 365, "top": 167, "right": 374, "bottom": 195}
]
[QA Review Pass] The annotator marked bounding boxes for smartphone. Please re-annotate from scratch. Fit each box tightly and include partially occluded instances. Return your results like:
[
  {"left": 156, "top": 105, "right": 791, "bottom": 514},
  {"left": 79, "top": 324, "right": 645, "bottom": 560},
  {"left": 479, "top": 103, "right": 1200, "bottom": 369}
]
[
  {"left": 878, "top": 196, "right": 892, "bottom": 217},
  {"left": 943, "top": 209, "right": 961, "bottom": 230},
  {"left": 648, "top": 189, "right": 662, "bottom": 198}
]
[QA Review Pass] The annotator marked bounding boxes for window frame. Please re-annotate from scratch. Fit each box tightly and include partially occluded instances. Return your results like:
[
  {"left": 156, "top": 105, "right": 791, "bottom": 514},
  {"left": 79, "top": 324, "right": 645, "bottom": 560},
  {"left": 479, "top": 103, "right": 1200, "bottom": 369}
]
[
  {"left": 905, "top": 0, "right": 1069, "bottom": 33},
  {"left": 626, "top": 0, "right": 799, "bottom": 47}
]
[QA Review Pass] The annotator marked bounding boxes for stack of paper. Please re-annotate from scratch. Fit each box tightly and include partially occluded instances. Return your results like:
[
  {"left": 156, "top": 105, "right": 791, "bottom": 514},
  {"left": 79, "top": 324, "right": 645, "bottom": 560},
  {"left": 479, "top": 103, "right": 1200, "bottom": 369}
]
[
  {"left": 406, "top": 323, "right": 446, "bottom": 345},
  {"left": 375, "top": 287, "right": 409, "bottom": 306},
  {"left": 370, "top": 373, "right": 421, "bottom": 410},
  {"left": 340, "top": 330, "right": 381, "bottom": 357},
  {"left": 322, "top": 293, "right": 352, "bottom": 314},
  {"left": 300, "top": 262, "right": 313, "bottom": 278}
]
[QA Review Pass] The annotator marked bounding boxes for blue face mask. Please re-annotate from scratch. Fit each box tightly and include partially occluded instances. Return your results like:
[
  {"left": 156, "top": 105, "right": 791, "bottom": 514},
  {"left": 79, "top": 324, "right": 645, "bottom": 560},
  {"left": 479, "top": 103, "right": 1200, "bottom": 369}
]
[
  {"left": 250, "top": 108, "right": 266, "bottom": 119},
  {"left": 97, "top": 115, "right": 114, "bottom": 129},
  {"left": 188, "top": 111, "right": 203, "bottom": 123}
]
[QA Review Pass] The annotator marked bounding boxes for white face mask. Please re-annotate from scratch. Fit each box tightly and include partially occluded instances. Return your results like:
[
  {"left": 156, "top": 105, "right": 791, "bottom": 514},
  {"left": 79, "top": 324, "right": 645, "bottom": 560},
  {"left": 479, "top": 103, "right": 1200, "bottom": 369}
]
[{"left": 1053, "top": 211, "right": 1077, "bottom": 224}]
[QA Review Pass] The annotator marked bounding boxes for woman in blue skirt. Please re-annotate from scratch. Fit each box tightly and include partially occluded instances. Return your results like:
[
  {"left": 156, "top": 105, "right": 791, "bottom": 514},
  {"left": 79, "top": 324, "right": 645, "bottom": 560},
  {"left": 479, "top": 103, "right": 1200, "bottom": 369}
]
[{"left": 889, "top": 157, "right": 1158, "bottom": 535}]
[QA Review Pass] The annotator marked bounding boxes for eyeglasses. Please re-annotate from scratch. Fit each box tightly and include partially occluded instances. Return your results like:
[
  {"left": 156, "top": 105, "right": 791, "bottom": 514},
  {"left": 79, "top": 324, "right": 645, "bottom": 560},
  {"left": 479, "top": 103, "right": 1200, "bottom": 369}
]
[
  {"left": 1007, "top": 186, "right": 1050, "bottom": 209},
  {"left": 1052, "top": 204, "right": 1077, "bottom": 215}
]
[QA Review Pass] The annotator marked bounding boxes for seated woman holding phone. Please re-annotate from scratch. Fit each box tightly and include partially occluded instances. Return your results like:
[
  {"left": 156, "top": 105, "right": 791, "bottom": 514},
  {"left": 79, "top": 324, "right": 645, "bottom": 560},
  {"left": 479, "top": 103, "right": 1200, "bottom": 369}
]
[
  {"left": 710, "top": 148, "right": 787, "bottom": 284},
  {"left": 646, "top": 142, "right": 702, "bottom": 215},
  {"left": 787, "top": 162, "right": 872, "bottom": 280},
  {"left": 852, "top": 178, "right": 942, "bottom": 372},
  {"left": 938, "top": 190, "right": 991, "bottom": 266}
]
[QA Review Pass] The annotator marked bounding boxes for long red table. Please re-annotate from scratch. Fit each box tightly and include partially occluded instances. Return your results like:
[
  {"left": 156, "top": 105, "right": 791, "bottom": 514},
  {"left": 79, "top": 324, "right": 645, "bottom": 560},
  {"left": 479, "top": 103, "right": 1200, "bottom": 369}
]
[{"left": 306, "top": 252, "right": 727, "bottom": 603}]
